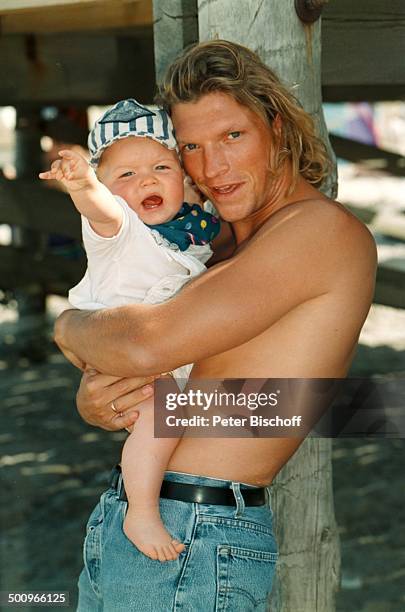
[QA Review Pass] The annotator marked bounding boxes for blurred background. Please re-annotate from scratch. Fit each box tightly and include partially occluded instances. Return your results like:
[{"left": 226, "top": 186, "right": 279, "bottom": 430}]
[{"left": 0, "top": 2, "right": 404, "bottom": 611}]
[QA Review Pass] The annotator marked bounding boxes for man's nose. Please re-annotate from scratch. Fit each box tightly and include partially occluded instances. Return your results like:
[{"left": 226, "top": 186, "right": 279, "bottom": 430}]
[{"left": 203, "top": 146, "right": 230, "bottom": 179}]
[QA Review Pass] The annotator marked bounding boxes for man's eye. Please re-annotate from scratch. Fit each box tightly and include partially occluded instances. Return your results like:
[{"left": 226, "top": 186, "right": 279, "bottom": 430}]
[
  {"left": 183, "top": 143, "right": 198, "bottom": 151},
  {"left": 155, "top": 165, "right": 169, "bottom": 170},
  {"left": 120, "top": 171, "right": 135, "bottom": 178},
  {"left": 228, "top": 131, "right": 241, "bottom": 139}
]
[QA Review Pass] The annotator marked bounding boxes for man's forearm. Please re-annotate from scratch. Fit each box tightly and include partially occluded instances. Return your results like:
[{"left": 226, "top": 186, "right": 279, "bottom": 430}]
[
  {"left": 55, "top": 203, "right": 367, "bottom": 380},
  {"left": 54, "top": 306, "right": 156, "bottom": 377}
]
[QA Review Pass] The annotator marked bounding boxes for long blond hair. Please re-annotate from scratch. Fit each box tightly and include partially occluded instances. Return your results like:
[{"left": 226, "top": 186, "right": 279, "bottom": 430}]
[{"left": 156, "top": 39, "right": 331, "bottom": 187}]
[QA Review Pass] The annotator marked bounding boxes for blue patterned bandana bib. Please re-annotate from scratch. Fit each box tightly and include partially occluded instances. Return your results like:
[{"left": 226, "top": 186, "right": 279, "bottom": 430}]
[{"left": 147, "top": 203, "right": 220, "bottom": 251}]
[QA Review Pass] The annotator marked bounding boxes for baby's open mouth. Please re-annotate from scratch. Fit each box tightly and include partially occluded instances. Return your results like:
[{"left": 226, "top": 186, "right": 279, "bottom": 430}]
[{"left": 142, "top": 195, "right": 163, "bottom": 209}]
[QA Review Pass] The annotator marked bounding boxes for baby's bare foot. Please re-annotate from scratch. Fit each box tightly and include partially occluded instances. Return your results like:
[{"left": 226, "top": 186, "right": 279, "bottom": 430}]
[{"left": 123, "top": 507, "right": 185, "bottom": 562}]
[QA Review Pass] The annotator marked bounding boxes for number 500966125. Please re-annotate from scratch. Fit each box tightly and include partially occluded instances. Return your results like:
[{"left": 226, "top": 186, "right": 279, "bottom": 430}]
[{"left": 0, "top": 592, "right": 69, "bottom": 607}]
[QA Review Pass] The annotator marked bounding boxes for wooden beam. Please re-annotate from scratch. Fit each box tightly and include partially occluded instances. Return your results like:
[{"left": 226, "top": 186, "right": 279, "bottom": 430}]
[
  {"left": 0, "top": 0, "right": 152, "bottom": 34},
  {"left": 0, "top": 28, "right": 155, "bottom": 105},
  {"left": 152, "top": 0, "right": 198, "bottom": 84},
  {"left": 2, "top": 1, "right": 405, "bottom": 100},
  {"left": 0, "top": 0, "right": 101, "bottom": 11},
  {"left": 0, "top": 0, "right": 143, "bottom": 13},
  {"left": 0, "top": 244, "right": 85, "bottom": 294},
  {"left": 0, "top": 178, "right": 82, "bottom": 240},
  {"left": 375, "top": 263, "right": 405, "bottom": 310},
  {"left": 323, "top": 84, "right": 405, "bottom": 103},
  {"left": 198, "top": 2, "right": 339, "bottom": 610},
  {"left": 330, "top": 135, "right": 405, "bottom": 178},
  {"left": 322, "top": 0, "right": 405, "bottom": 90}
]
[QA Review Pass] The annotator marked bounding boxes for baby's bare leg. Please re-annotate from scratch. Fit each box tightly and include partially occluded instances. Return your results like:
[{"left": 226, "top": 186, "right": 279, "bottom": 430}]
[{"left": 121, "top": 397, "right": 184, "bottom": 562}]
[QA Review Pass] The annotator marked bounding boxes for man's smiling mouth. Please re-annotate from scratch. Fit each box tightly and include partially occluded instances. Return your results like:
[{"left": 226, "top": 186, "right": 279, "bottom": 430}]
[{"left": 211, "top": 183, "right": 243, "bottom": 196}]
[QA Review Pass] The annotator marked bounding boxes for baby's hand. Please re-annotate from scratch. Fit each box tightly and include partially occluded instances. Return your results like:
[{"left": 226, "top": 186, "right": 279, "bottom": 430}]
[{"left": 39, "top": 149, "right": 96, "bottom": 192}]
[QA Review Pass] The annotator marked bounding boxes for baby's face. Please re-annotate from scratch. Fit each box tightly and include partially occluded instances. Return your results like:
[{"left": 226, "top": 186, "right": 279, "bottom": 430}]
[{"left": 97, "top": 137, "right": 184, "bottom": 224}]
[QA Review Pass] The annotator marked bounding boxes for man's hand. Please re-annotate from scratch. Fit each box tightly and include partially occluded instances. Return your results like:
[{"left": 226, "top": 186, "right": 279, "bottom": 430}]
[
  {"left": 77, "top": 369, "right": 156, "bottom": 431},
  {"left": 39, "top": 149, "right": 97, "bottom": 193}
]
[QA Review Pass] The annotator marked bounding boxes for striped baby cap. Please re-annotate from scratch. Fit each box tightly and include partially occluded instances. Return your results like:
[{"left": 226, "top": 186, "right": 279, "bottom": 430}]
[{"left": 88, "top": 98, "right": 178, "bottom": 166}]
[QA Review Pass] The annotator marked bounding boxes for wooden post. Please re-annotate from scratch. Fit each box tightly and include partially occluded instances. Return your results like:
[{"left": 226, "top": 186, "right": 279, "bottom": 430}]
[
  {"left": 152, "top": 0, "right": 198, "bottom": 83},
  {"left": 197, "top": 2, "right": 340, "bottom": 611},
  {"left": 13, "top": 106, "right": 48, "bottom": 360}
]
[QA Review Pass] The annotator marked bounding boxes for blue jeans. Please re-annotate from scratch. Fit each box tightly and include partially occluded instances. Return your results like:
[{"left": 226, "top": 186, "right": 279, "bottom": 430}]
[{"left": 77, "top": 471, "right": 278, "bottom": 611}]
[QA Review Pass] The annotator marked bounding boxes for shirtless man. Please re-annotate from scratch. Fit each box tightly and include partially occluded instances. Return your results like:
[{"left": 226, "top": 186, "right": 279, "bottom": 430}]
[{"left": 55, "top": 41, "right": 376, "bottom": 610}]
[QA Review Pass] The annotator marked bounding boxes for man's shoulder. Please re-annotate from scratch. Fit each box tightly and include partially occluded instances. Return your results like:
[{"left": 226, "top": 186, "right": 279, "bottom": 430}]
[
  {"left": 261, "top": 196, "right": 375, "bottom": 253},
  {"left": 269, "top": 195, "right": 353, "bottom": 228},
  {"left": 244, "top": 195, "right": 377, "bottom": 287}
]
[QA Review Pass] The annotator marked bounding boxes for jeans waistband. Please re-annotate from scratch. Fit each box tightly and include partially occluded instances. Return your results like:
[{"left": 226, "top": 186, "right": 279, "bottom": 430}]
[
  {"left": 163, "top": 470, "right": 263, "bottom": 489},
  {"left": 109, "top": 465, "right": 270, "bottom": 517}
]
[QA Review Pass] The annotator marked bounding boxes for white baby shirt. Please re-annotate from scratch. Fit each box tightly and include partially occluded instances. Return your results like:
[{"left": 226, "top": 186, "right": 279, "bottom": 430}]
[
  {"left": 69, "top": 195, "right": 213, "bottom": 310},
  {"left": 69, "top": 196, "right": 214, "bottom": 383}
]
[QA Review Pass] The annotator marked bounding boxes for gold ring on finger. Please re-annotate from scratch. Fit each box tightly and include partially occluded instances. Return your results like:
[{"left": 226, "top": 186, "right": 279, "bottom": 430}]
[{"left": 111, "top": 401, "right": 118, "bottom": 413}]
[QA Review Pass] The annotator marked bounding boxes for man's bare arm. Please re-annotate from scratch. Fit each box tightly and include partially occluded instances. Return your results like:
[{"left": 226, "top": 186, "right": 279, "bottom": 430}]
[{"left": 55, "top": 201, "right": 377, "bottom": 377}]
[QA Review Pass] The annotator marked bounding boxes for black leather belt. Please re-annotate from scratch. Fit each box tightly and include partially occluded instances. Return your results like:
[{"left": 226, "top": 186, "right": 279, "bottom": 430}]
[{"left": 109, "top": 465, "right": 267, "bottom": 507}]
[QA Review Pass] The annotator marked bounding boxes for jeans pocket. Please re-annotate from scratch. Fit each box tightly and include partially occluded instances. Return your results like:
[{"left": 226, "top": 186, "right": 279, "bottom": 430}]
[
  {"left": 215, "top": 544, "right": 278, "bottom": 611},
  {"left": 86, "top": 499, "right": 104, "bottom": 533},
  {"left": 82, "top": 497, "right": 105, "bottom": 597}
]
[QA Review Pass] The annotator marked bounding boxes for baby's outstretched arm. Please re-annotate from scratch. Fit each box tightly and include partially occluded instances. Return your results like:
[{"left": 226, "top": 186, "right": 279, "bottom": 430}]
[{"left": 39, "top": 149, "right": 122, "bottom": 237}]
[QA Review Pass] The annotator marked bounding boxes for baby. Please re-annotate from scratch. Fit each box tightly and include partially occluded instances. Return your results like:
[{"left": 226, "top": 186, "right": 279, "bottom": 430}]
[{"left": 39, "top": 99, "right": 220, "bottom": 562}]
